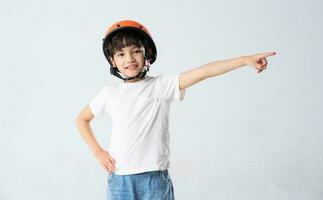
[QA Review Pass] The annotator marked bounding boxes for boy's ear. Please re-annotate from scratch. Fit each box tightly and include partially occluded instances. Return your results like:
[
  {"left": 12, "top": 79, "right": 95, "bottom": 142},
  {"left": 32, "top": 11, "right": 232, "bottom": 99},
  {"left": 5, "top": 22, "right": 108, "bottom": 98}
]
[{"left": 110, "top": 57, "right": 116, "bottom": 67}]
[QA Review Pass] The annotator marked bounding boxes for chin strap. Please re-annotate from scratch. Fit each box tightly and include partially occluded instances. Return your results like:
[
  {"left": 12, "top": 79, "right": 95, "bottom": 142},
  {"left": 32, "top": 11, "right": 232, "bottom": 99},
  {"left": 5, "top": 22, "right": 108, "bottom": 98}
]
[{"left": 110, "top": 59, "right": 151, "bottom": 81}]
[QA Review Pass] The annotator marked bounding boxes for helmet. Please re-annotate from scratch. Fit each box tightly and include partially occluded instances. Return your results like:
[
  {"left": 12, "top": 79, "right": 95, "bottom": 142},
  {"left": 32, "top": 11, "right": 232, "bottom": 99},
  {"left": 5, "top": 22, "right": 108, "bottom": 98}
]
[{"left": 102, "top": 20, "right": 157, "bottom": 81}]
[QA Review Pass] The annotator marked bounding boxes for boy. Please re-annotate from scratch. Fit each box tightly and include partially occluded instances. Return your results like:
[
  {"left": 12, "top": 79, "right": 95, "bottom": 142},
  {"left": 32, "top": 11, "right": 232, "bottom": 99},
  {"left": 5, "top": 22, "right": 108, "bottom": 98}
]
[{"left": 75, "top": 20, "right": 276, "bottom": 200}]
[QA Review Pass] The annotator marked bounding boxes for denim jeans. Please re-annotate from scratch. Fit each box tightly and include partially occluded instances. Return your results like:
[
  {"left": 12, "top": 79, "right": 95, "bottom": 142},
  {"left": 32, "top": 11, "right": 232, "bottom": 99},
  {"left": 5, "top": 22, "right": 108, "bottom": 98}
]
[{"left": 107, "top": 169, "right": 175, "bottom": 200}]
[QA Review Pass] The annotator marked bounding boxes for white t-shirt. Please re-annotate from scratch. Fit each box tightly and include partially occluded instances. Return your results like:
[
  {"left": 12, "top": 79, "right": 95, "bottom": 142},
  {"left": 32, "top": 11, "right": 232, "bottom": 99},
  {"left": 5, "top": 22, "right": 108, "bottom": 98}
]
[{"left": 89, "top": 74, "right": 185, "bottom": 175}]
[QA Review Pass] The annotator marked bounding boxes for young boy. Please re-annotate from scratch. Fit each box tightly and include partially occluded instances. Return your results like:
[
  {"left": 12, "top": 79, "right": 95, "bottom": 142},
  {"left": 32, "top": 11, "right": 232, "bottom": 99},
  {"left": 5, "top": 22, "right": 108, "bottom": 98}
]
[{"left": 75, "top": 20, "right": 276, "bottom": 200}]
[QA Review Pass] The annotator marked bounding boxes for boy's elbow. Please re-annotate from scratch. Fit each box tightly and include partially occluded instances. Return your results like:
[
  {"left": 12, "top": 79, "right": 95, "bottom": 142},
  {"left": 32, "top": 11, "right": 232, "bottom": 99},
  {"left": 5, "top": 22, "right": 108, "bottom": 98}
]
[
  {"left": 75, "top": 115, "right": 91, "bottom": 125},
  {"left": 75, "top": 116, "right": 81, "bottom": 124},
  {"left": 75, "top": 116, "right": 82, "bottom": 126},
  {"left": 75, "top": 105, "right": 95, "bottom": 124}
]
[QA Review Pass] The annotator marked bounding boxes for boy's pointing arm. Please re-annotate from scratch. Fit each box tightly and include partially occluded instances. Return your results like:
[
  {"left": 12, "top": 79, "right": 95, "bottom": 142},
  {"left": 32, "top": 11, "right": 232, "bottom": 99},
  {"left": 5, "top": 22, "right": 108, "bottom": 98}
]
[{"left": 179, "top": 51, "right": 276, "bottom": 90}]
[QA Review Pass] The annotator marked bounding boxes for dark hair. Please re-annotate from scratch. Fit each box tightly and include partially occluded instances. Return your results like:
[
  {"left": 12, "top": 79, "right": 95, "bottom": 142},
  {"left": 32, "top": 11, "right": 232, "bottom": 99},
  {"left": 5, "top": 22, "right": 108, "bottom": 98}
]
[{"left": 107, "top": 30, "right": 145, "bottom": 56}]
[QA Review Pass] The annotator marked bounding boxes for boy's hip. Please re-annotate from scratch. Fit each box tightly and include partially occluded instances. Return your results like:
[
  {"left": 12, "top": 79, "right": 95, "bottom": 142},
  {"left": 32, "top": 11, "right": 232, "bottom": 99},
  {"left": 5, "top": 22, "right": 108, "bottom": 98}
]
[{"left": 107, "top": 169, "right": 175, "bottom": 199}]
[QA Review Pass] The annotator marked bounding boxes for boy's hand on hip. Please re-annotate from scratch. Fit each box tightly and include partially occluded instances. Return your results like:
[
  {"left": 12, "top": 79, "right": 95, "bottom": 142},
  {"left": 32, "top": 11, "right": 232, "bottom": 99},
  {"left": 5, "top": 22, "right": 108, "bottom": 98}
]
[
  {"left": 94, "top": 149, "right": 117, "bottom": 174},
  {"left": 244, "top": 51, "right": 276, "bottom": 73}
]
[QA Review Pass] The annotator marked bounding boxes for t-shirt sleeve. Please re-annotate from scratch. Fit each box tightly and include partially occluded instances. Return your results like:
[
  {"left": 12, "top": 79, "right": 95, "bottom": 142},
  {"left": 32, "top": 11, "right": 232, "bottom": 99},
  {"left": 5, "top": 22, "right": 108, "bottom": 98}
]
[
  {"left": 158, "top": 74, "right": 186, "bottom": 102},
  {"left": 89, "top": 86, "right": 109, "bottom": 116}
]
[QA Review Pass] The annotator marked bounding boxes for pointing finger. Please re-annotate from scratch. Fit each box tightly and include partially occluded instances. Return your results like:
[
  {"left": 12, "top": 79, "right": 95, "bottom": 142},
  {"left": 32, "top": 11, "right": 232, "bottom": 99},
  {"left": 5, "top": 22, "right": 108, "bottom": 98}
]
[{"left": 260, "top": 51, "right": 276, "bottom": 58}]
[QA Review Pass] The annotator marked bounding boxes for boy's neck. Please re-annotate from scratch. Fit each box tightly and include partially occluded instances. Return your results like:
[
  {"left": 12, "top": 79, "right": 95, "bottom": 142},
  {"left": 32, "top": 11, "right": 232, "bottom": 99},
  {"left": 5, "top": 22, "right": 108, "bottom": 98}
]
[{"left": 124, "top": 76, "right": 146, "bottom": 83}]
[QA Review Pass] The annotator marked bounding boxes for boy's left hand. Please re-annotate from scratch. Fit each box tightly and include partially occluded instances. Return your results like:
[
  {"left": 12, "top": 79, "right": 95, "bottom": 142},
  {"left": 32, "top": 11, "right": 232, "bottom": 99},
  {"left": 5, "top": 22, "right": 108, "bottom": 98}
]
[{"left": 244, "top": 51, "right": 276, "bottom": 73}]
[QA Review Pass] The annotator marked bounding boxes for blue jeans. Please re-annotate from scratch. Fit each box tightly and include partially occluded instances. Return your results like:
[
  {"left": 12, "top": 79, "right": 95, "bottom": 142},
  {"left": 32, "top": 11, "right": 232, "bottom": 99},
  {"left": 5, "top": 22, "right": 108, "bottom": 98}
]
[{"left": 107, "top": 169, "right": 175, "bottom": 200}]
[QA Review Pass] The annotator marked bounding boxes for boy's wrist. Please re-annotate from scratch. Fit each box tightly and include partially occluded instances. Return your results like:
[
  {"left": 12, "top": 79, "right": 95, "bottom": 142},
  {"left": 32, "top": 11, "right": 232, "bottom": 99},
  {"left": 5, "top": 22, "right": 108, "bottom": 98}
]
[
  {"left": 92, "top": 147, "right": 104, "bottom": 156},
  {"left": 239, "top": 56, "right": 249, "bottom": 66}
]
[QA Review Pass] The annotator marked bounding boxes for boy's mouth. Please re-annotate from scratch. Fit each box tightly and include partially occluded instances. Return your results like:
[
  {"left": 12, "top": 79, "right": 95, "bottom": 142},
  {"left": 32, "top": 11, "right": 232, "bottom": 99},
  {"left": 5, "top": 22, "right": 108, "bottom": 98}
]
[{"left": 125, "top": 64, "right": 138, "bottom": 70}]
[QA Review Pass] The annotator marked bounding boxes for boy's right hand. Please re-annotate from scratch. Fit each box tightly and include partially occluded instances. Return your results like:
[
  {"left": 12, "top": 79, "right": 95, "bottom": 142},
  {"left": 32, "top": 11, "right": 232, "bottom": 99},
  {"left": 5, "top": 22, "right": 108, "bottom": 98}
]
[{"left": 94, "top": 149, "right": 116, "bottom": 174}]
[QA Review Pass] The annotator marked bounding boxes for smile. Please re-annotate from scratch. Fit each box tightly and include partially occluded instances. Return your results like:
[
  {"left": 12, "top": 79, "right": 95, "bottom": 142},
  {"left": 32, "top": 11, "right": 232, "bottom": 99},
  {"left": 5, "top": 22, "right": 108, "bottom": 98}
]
[{"left": 125, "top": 64, "right": 138, "bottom": 70}]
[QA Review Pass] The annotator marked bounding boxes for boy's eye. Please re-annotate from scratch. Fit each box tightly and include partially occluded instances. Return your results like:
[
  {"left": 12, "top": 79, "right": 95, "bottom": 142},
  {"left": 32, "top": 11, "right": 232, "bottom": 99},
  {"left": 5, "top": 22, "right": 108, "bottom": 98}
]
[
  {"left": 117, "top": 53, "right": 124, "bottom": 57},
  {"left": 134, "top": 50, "right": 142, "bottom": 53}
]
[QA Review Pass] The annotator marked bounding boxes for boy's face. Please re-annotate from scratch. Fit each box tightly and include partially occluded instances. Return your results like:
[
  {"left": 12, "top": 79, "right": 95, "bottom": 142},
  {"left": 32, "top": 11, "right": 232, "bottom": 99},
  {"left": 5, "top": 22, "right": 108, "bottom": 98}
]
[{"left": 110, "top": 45, "right": 145, "bottom": 78}]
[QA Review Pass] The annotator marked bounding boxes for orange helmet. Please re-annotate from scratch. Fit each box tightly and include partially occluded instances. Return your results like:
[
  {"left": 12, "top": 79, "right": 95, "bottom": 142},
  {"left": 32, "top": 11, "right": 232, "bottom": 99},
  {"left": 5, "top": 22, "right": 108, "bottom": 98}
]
[{"left": 102, "top": 20, "right": 157, "bottom": 67}]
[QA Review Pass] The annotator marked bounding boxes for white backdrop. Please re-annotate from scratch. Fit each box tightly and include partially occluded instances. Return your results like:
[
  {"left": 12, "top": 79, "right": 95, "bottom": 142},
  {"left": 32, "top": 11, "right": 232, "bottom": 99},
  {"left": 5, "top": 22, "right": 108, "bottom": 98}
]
[{"left": 1, "top": 0, "right": 322, "bottom": 199}]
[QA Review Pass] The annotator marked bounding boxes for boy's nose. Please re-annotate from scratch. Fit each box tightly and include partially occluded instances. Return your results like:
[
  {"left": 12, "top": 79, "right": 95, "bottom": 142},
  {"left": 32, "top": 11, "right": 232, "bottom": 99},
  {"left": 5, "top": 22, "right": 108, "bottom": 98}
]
[{"left": 126, "top": 54, "right": 135, "bottom": 63}]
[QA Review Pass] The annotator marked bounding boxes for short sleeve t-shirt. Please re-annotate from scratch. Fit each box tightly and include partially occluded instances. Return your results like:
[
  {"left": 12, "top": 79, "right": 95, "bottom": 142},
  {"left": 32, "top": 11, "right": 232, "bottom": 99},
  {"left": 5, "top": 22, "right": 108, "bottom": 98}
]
[{"left": 89, "top": 74, "right": 185, "bottom": 175}]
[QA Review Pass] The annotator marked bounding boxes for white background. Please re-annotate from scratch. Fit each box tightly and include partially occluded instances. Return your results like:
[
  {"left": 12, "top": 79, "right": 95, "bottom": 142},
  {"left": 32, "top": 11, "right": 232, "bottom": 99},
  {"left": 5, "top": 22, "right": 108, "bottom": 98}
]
[{"left": 1, "top": 0, "right": 322, "bottom": 199}]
